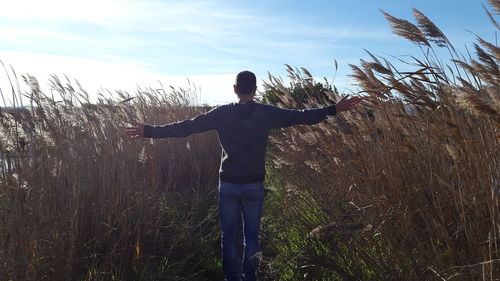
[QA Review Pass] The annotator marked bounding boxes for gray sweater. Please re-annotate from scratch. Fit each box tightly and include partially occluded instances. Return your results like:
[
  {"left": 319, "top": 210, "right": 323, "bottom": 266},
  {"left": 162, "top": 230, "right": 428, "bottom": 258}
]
[{"left": 144, "top": 101, "right": 336, "bottom": 184}]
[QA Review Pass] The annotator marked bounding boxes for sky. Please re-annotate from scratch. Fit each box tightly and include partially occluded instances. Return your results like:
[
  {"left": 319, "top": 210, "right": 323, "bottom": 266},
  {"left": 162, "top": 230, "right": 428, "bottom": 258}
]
[{"left": 0, "top": 0, "right": 495, "bottom": 106}]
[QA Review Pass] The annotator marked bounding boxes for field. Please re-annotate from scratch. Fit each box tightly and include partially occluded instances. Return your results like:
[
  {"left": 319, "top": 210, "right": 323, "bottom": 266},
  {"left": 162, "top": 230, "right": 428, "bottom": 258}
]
[{"left": 0, "top": 4, "right": 499, "bottom": 281}]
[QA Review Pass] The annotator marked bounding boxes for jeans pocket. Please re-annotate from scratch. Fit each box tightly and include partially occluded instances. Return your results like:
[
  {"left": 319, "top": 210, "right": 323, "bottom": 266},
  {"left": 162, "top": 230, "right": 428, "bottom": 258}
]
[
  {"left": 243, "top": 183, "right": 265, "bottom": 205},
  {"left": 219, "top": 181, "right": 239, "bottom": 200}
]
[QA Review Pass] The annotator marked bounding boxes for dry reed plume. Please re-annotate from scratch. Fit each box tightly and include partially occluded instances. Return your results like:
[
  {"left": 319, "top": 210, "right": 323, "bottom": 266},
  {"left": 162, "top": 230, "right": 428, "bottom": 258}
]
[
  {"left": 0, "top": 74, "right": 222, "bottom": 280},
  {"left": 0, "top": 2, "right": 499, "bottom": 281},
  {"left": 261, "top": 4, "right": 499, "bottom": 281}
]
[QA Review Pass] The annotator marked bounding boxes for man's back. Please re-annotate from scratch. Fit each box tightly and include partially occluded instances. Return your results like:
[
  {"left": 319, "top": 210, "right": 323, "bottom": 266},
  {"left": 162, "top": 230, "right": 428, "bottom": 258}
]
[{"left": 143, "top": 100, "right": 336, "bottom": 183}]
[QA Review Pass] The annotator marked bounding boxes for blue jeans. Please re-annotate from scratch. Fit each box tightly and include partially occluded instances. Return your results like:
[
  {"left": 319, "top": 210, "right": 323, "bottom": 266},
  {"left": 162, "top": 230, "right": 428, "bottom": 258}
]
[{"left": 219, "top": 181, "right": 264, "bottom": 281}]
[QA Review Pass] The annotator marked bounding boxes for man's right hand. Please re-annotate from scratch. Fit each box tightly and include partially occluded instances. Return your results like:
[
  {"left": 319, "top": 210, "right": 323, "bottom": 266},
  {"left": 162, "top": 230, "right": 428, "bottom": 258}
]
[
  {"left": 125, "top": 121, "right": 145, "bottom": 139},
  {"left": 335, "top": 95, "right": 363, "bottom": 113}
]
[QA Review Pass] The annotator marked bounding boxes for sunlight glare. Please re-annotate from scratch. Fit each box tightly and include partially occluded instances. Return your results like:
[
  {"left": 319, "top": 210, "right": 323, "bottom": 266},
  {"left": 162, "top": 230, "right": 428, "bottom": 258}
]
[{"left": 0, "top": 0, "right": 133, "bottom": 23}]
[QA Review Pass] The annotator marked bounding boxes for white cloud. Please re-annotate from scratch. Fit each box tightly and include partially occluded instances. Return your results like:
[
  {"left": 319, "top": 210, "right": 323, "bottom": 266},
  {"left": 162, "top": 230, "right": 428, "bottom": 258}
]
[
  {"left": 0, "top": 0, "right": 134, "bottom": 24},
  {"left": 0, "top": 0, "right": 373, "bottom": 108},
  {"left": 0, "top": 50, "right": 239, "bottom": 106},
  {"left": 0, "top": 26, "right": 81, "bottom": 44},
  {"left": 0, "top": 0, "right": 388, "bottom": 44}
]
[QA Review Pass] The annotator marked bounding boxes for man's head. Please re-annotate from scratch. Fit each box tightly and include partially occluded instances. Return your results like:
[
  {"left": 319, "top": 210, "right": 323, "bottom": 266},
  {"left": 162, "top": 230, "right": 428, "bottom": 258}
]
[{"left": 234, "top": 71, "right": 257, "bottom": 97}]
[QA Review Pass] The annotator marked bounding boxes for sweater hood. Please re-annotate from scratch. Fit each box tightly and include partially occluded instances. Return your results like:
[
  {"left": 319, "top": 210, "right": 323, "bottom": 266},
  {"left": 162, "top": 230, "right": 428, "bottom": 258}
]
[{"left": 225, "top": 101, "right": 261, "bottom": 135}]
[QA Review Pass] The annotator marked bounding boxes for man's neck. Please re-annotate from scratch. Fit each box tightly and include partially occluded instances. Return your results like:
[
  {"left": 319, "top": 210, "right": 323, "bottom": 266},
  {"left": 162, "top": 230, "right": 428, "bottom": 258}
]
[{"left": 238, "top": 97, "right": 254, "bottom": 104}]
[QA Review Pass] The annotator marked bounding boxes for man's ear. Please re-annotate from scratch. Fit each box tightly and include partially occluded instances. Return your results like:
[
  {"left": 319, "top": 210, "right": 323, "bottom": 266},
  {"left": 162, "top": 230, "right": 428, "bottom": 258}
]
[{"left": 233, "top": 84, "right": 238, "bottom": 94}]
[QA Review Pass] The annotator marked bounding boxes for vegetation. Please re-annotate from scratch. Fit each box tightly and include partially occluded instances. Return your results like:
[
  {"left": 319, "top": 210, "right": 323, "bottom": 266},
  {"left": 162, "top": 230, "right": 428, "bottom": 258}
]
[
  {"left": 261, "top": 4, "right": 499, "bottom": 281},
  {"left": 0, "top": 79, "right": 224, "bottom": 280},
  {"left": 0, "top": 2, "right": 498, "bottom": 281}
]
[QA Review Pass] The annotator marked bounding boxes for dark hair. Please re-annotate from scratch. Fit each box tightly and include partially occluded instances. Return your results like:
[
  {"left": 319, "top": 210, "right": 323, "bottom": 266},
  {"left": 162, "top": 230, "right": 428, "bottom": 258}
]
[{"left": 235, "top": 71, "right": 256, "bottom": 95}]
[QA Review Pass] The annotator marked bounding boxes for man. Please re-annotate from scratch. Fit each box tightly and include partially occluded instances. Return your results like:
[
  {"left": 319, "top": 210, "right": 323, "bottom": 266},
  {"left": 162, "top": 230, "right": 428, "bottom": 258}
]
[{"left": 125, "top": 70, "right": 362, "bottom": 281}]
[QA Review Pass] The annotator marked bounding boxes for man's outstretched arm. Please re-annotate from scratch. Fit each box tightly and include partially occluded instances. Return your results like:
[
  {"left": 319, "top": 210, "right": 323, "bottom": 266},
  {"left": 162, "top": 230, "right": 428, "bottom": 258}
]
[
  {"left": 269, "top": 95, "right": 363, "bottom": 128},
  {"left": 125, "top": 107, "right": 219, "bottom": 139}
]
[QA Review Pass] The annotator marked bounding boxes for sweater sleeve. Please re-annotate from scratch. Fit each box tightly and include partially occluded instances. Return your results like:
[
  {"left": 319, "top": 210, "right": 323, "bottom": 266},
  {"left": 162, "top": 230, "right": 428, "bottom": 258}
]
[
  {"left": 267, "top": 104, "right": 336, "bottom": 128},
  {"left": 143, "top": 107, "right": 219, "bottom": 138}
]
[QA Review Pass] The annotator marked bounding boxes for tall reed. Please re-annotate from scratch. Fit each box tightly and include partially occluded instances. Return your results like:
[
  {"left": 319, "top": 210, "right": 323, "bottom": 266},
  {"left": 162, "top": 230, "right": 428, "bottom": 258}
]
[
  {"left": 261, "top": 5, "right": 499, "bottom": 281},
  {"left": 0, "top": 74, "right": 223, "bottom": 280},
  {"left": 1, "top": 3, "right": 498, "bottom": 281}
]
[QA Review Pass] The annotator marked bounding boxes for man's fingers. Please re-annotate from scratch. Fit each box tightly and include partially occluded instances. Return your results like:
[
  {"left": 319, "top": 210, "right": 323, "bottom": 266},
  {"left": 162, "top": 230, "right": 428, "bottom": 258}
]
[
  {"left": 339, "top": 94, "right": 350, "bottom": 102},
  {"left": 334, "top": 96, "right": 363, "bottom": 112},
  {"left": 129, "top": 121, "right": 144, "bottom": 128},
  {"left": 123, "top": 121, "right": 144, "bottom": 139},
  {"left": 338, "top": 95, "right": 362, "bottom": 105},
  {"left": 125, "top": 127, "right": 142, "bottom": 138},
  {"left": 349, "top": 97, "right": 363, "bottom": 104},
  {"left": 343, "top": 97, "right": 363, "bottom": 110},
  {"left": 127, "top": 132, "right": 141, "bottom": 139}
]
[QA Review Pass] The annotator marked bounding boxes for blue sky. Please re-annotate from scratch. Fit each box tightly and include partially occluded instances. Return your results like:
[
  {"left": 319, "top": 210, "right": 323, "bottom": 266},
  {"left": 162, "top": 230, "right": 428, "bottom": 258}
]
[{"left": 0, "top": 0, "right": 495, "bottom": 105}]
